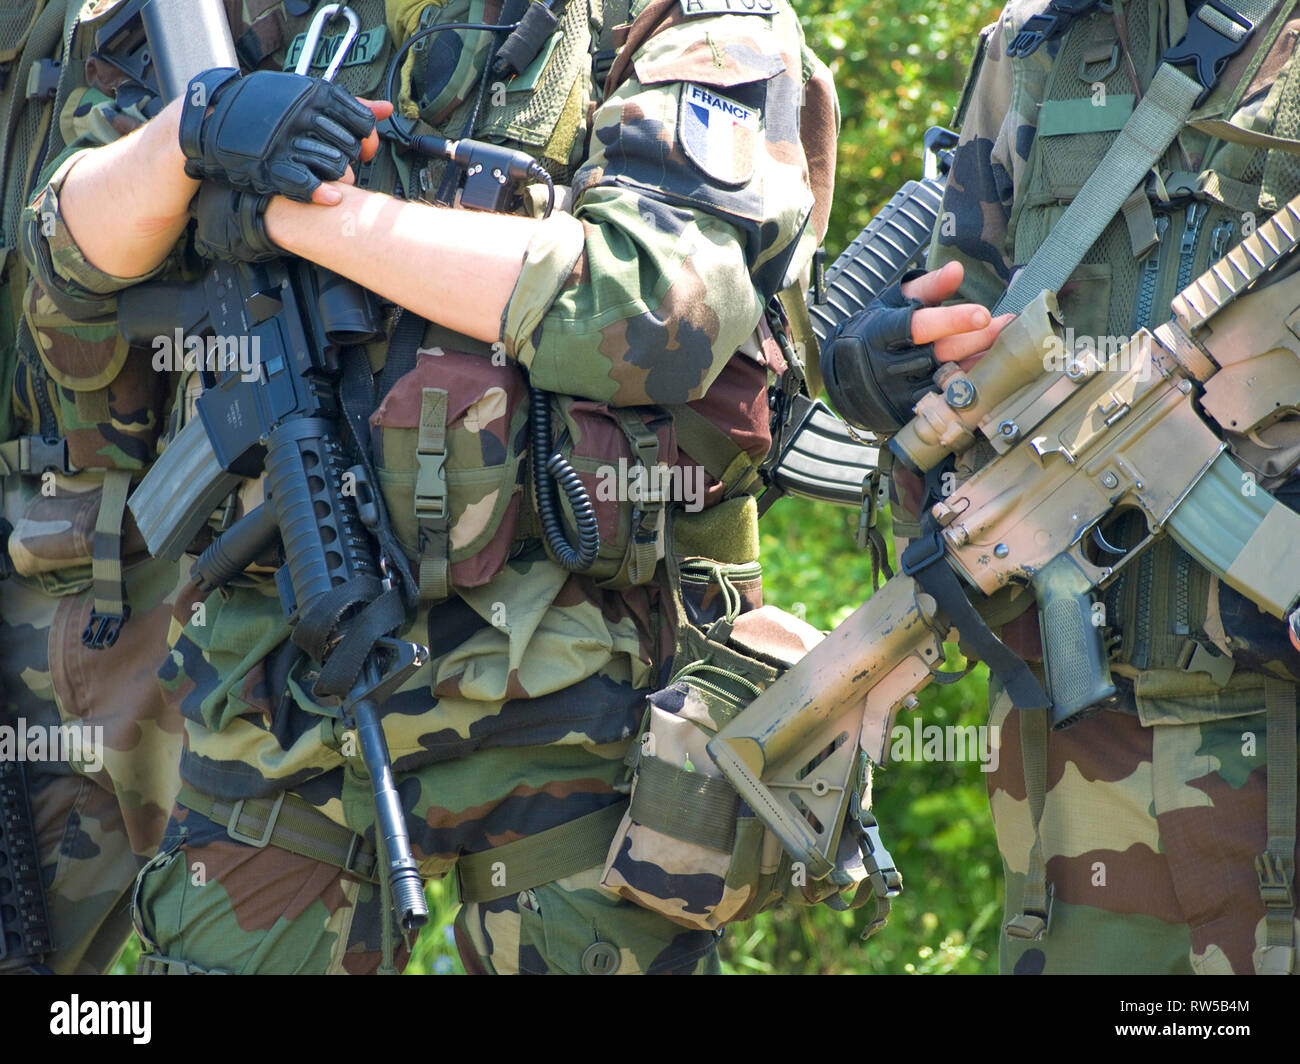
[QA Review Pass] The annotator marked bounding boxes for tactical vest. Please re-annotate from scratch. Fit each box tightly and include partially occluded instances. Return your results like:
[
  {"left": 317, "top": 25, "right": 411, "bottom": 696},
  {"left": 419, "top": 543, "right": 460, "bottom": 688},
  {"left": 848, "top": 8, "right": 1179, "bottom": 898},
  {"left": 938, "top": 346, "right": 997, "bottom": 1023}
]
[
  {"left": 1008, "top": 0, "right": 1300, "bottom": 697},
  {"left": 202, "top": 0, "right": 831, "bottom": 600}
]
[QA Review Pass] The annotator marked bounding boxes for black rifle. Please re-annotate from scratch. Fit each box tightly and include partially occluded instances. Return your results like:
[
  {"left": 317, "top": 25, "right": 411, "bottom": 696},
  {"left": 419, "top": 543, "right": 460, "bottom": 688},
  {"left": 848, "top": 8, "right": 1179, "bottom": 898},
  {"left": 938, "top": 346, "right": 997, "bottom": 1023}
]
[{"left": 116, "top": 0, "right": 429, "bottom": 931}]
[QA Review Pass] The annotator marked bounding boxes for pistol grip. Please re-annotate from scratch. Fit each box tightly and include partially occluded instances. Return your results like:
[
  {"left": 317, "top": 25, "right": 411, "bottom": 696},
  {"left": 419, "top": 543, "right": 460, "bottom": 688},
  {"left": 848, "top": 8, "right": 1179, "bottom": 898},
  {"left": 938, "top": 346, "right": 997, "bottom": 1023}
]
[{"left": 1033, "top": 552, "right": 1118, "bottom": 728}]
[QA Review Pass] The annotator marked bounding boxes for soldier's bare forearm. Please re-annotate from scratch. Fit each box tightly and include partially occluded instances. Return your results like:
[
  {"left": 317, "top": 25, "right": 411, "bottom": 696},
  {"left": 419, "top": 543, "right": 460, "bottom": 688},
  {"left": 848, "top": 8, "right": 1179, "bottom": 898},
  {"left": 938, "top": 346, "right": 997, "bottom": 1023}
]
[
  {"left": 58, "top": 98, "right": 198, "bottom": 279},
  {"left": 263, "top": 183, "right": 545, "bottom": 343}
]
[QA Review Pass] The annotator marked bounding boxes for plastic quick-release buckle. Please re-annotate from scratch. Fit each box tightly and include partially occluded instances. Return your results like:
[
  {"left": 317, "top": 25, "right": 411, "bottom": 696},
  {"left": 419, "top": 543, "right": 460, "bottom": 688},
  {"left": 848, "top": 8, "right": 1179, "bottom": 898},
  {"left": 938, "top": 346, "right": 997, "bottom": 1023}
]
[
  {"left": 414, "top": 448, "right": 447, "bottom": 523},
  {"left": 1005, "top": 884, "right": 1055, "bottom": 940},
  {"left": 1164, "top": 0, "right": 1255, "bottom": 106},
  {"left": 1007, "top": 13, "right": 1061, "bottom": 57},
  {"left": 81, "top": 606, "right": 130, "bottom": 650},
  {"left": 1256, "top": 853, "right": 1296, "bottom": 909},
  {"left": 226, "top": 792, "right": 286, "bottom": 849},
  {"left": 860, "top": 813, "right": 903, "bottom": 898},
  {"left": 21, "top": 436, "right": 75, "bottom": 475}
]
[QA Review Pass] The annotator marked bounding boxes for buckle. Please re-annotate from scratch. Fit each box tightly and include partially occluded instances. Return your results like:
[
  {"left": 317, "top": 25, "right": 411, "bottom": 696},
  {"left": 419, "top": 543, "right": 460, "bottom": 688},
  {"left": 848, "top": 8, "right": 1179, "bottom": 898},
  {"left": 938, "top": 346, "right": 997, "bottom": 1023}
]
[
  {"left": 414, "top": 447, "right": 447, "bottom": 522},
  {"left": 81, "top": 605, "right": 130, "bottom": 650},
  {"left": 1005, "top": 884, "right": 1055, "bottom": 940},
  {"left": 860, "top": 813, "right": 903, "bottom": 898},
  {"left": 900, "top": 528, "right": 946, "bottom": 576},
  {"left": 1256, "top": 852, "right": 1295, "bottom": 909},
  {"left": 630, "top": 506, "right": 659, "bottom": 545},
  {"left": 20, "top": 436, "right": 75, "bottom": 475},
  {"left": 342, "top": 832, "right": 378, "bottom": 881},
  {"left": 226, "top": 792, "right": 285, "bottom": 848},
  {"left": 25, "top": 58, "right": 60, "bottom": 101},
  {"left": 1163, "top": 0, "right": 1255, "bottom": 107},
  {"left": 1007, "top": 13, "right": 1060, "bottom": 57}
]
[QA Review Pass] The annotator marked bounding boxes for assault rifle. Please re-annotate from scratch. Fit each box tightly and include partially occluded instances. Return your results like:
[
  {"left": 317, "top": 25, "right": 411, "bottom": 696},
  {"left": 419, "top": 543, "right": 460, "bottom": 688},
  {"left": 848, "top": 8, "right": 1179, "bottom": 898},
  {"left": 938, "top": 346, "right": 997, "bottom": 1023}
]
[
  {"left": 707, "top": 191, "right": 1300, "bottom": 882},
  {"left": 118, "top": 0, "right": 430, "bottom": 930}
]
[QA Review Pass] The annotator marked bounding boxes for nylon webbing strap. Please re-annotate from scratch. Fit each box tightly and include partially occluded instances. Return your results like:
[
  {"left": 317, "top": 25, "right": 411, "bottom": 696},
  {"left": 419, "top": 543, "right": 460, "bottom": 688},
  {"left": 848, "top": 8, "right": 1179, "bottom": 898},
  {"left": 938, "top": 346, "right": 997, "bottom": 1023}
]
[
  {"left": 901, "top": 532, "right": 1050, "bottom": 710},
  {"left": 82, "top": 469, "right": 131, "bottom": 649},
  {"left": 630, "top": 755, "right": 738, "bottom": 852},
  {"left": 669, "top": 404, "right": 761, "bottom": 498},
  {"left": 177, "top": 785, "right": 379, "bottom": 883},
  {"left": 1006, "top": 706, "right": 1053, "bottom": 940},
  {"left": 1255, "top": 678, "right": 1297, "bottom": 974},
  {"left": 455, "top": 801, "right": 627, "bottom": 903},
  {"left": 613, "top": 408, "right": 662, "bottom": 585},
  {"left": 415, "top": 387, "right": 450, "bottom": 602},
  {"left": 993, "top": 0, "right": 1286, "bottom": 318}
]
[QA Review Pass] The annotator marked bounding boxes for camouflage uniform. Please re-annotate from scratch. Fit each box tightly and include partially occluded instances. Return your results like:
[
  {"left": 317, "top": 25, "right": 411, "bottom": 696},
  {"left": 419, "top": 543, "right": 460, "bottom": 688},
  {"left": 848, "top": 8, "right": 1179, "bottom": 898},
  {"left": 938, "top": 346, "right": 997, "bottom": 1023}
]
[
  {"left": 1, "top": 0, "right": 183, "bottom": 974},
  {"left": 24, "top": 0, "right": 831, "bottom": 973},
  {"left": 927, "top": 0, "right": 1300, "bottom": 973}
]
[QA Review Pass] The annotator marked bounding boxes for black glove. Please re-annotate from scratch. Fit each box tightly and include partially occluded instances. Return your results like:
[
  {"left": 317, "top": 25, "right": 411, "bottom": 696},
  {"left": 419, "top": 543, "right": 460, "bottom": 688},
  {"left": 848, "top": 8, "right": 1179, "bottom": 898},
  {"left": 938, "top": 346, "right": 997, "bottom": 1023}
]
[
  {"left": 179, "top": 68, "right": 376, "bottom": 201},
  {"left": 820, "top": 273, "right": 941, "bottom": 435},
  {"left": 192, "top": 183, "right": 278, "bottom": 263}
]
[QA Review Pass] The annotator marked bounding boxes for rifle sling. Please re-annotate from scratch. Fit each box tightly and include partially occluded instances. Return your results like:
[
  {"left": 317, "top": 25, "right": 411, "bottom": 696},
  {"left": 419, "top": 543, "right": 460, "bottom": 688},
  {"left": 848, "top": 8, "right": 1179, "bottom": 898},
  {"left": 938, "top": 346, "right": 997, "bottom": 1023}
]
[{"left": 900, "top": 462, "right": 1049, "bottom": 711}]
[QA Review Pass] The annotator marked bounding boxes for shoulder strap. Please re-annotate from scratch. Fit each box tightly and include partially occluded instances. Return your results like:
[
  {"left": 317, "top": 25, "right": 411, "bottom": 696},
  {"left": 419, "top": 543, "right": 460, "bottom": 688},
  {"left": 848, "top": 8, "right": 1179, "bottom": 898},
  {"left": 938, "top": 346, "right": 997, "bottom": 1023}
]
[{"left": 995, "top": 0, "right": 1289, "bottom": 317}]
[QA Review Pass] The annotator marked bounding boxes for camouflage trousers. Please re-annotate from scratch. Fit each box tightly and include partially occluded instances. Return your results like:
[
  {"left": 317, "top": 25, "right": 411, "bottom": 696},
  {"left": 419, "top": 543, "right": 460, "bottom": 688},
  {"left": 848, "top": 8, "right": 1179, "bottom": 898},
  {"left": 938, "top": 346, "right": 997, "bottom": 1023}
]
[
  {"left": 132, "top": 741, "right": 723, "bottom": 974},
  {"left": 0, "top": 558, "right": 183, "bottom": 974},
  {"left": 988, "top": 677, "right": 1300, "bottom": 975}
]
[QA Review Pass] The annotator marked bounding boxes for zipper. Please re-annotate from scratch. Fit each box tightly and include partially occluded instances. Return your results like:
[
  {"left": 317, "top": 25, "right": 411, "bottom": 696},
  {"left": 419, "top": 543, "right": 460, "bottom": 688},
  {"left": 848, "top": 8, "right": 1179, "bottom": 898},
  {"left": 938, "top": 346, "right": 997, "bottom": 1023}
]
[
  {"left": 1130, "top": 547, "right": 1156, "bottom": 670},
  {"left": 1174, "top": 202, "right": 1206, "bottom": 296},
  {"left": 1209, "top": 219, "right": 1235, "bottom": 263},
  {"left": 1133, "top": 214, "right": 1170, "bottom": 331},
  {"left": 1173, "top": 550, "right": 1191, "bottom": 637}
]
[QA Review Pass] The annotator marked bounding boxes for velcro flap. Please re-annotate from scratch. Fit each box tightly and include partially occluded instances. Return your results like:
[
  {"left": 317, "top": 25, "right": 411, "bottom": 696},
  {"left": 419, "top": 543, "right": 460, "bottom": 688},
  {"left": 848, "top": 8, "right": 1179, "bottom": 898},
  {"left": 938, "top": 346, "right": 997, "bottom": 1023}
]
[{"left": 633, "top": 15, "right": 786, "bottom": 87}]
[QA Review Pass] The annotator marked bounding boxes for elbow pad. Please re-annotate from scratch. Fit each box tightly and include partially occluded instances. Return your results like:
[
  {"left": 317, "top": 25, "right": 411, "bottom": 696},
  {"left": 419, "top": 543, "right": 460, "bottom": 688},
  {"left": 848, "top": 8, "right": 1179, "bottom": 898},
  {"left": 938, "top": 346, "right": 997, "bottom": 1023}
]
[{"left": 820, "top": 277, "right": 940, "bottom": 435}]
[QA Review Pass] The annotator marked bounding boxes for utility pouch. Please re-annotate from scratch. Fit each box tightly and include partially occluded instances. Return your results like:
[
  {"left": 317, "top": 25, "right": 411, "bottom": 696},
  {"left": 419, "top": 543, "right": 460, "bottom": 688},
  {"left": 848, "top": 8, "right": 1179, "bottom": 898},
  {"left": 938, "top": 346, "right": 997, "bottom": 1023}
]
[
  {"left": 24, "top": 280, "right": 163, "bottom": 472},
  {"left": 601, "top": 534, "right": 886, "bottom": 931},
  {"left": 369, "top": 347, "right": 530, "bottom": 600},
  {"left": 542, "top": 395, "right": 679, "bottom": 589}
]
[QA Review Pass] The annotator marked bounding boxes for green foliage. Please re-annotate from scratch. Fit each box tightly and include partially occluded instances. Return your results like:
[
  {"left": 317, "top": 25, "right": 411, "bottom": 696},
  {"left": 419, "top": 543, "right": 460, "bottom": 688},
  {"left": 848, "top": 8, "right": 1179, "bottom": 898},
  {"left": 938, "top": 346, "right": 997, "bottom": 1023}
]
[{"left": 800, "top": 0, "right": 1004, "bottom": 255}]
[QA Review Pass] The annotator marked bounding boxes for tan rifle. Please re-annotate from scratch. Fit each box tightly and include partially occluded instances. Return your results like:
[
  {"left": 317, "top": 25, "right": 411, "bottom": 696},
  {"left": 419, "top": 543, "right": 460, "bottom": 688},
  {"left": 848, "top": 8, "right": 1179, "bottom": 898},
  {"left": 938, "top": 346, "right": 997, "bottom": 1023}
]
[{"left": 708, "top": 192, "right": 1300, "bottom": 880}]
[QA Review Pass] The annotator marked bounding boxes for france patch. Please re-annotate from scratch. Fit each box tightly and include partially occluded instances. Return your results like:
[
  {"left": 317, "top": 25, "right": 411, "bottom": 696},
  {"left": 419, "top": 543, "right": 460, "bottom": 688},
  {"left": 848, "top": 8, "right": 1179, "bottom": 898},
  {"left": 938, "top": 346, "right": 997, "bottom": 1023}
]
[{"left": 679, "top": 83, "right": 758, "bottom": 187}]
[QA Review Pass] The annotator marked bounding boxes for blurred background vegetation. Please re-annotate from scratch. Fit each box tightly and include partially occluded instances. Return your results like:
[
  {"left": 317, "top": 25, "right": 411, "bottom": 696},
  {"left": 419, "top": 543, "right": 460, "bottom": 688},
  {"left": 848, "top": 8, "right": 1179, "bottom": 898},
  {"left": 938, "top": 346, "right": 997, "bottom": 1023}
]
[{"left": 114, "top": 0, "right": 1007, "bottom": 975}]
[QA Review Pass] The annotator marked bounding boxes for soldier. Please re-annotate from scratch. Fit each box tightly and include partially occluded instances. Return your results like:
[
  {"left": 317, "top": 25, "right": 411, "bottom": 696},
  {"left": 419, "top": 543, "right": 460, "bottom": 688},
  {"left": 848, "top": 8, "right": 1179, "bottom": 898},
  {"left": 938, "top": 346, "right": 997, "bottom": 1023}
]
[
  {"left": 32, "top": 0, "right": 838, "bottom": 973},
  {"left": 827, "top": 0, "right": 1300, "bottom": 973},
  {"left": 0, "top": 0, "right": 184, "bottom": 974}
]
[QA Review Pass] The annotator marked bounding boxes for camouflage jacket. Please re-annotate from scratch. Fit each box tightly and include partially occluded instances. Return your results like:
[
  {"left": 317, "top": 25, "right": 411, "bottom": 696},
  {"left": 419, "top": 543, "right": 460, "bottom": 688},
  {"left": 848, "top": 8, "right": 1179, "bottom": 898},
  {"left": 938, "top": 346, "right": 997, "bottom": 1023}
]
[
  {"left": 928, "top": 0, "right": 1300, "bottom": 702},
  {"left": 20, "top": 0, "right": 832, "bottom": 802}
]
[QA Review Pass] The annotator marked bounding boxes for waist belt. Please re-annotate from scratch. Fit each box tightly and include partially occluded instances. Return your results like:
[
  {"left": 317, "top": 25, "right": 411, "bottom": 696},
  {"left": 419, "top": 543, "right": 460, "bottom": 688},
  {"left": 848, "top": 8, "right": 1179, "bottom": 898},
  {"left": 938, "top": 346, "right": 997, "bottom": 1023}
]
[
  {"left": 177, "top": 784, "right": 379, "bottom": 883},
  {"left": 455, "top": 801, "right": 628, "bottom": 904}
]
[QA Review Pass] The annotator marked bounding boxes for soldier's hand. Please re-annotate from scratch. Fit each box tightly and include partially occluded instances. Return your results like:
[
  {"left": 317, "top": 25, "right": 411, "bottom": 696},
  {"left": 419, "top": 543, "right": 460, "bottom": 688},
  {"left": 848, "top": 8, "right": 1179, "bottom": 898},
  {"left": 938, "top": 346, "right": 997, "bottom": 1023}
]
[
  {"left": 180, "top": 69, "right": 380, "bottom": 203},
  {"left": 902, "top": 261, "right": 1015, "bottom": 370}
]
